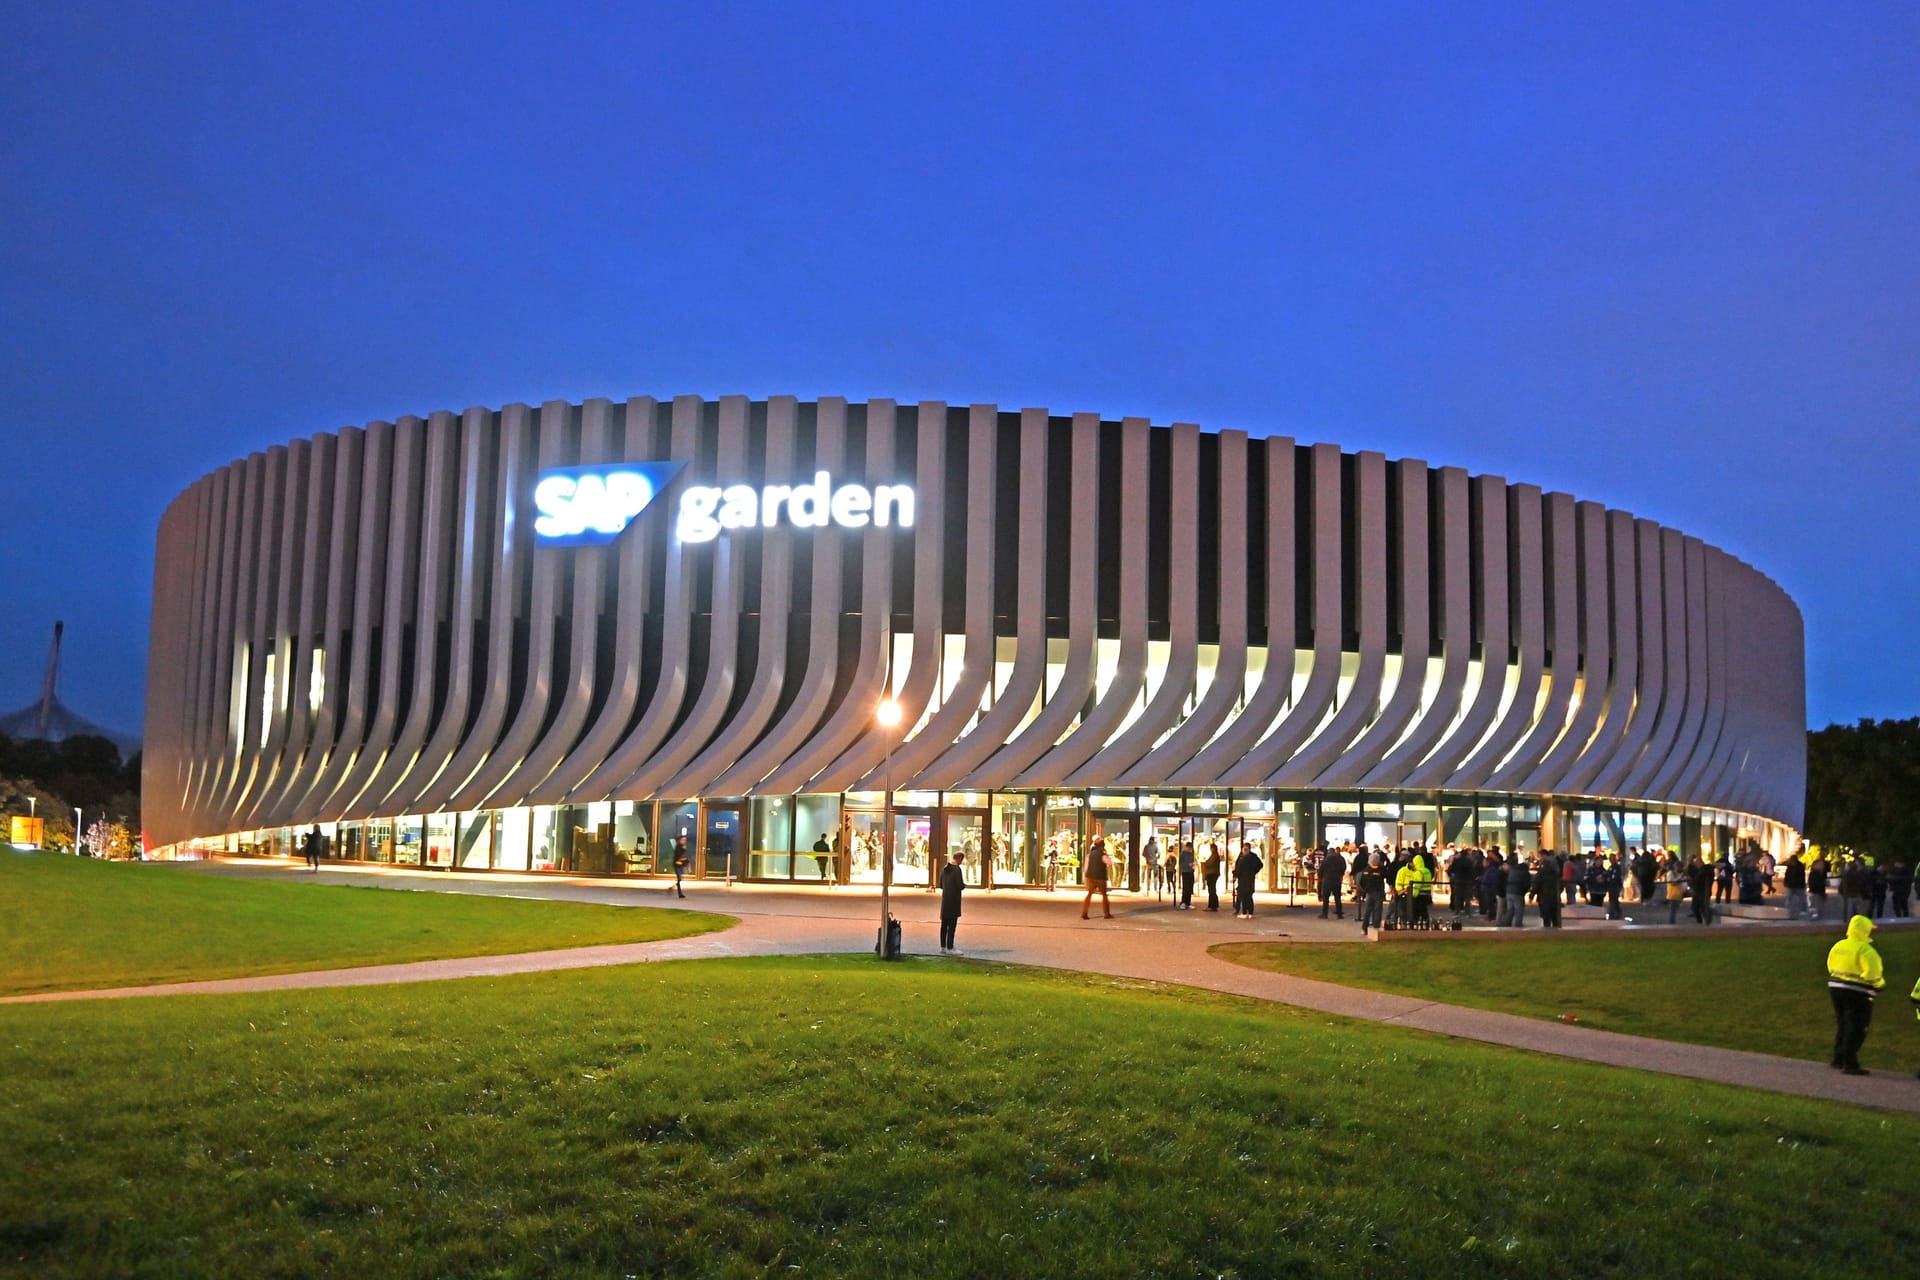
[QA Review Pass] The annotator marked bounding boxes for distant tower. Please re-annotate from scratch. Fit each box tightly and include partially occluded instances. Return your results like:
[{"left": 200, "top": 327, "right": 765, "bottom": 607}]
[
  {"left": 0, "top": 619, "right": 139, "bottom": 754},
  {"left": 38, "top": 620, "right": 63, "bottom": 737}
]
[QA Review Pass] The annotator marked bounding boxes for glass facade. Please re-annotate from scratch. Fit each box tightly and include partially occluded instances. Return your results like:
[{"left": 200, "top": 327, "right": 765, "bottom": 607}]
[{"left": 171, "top": 788, "right": 1767, "bottom": 902}]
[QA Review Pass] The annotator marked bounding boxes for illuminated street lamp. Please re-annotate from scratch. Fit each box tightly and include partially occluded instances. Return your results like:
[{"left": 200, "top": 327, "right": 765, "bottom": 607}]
[{"left": 875, "top": 697, "right": 904, "bottom": 958}]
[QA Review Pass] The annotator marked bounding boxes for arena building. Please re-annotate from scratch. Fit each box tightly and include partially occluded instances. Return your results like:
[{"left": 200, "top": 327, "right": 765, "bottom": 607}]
[{"left": 144, "top": 395, "right": 1805, "bottom": 891}]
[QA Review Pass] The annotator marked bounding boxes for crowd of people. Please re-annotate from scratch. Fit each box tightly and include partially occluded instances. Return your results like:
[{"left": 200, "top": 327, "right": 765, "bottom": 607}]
[{"left": 1268, "top": 840, "right": 1918, "bottom": 932}]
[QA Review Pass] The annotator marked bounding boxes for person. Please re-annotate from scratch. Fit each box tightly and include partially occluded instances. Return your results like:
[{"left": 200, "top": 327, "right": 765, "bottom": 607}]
[
  {"left": 1808, "top": 853, "right": 1829, "bottom": 921},
  {"left": 1482, "top": 851, "right": 1506, "bottom": 923},
  {"left": 1839, "top": 856, "right": 1868, "bottom": 922},
  {"left": 938, "top": 850, "right": 966, "bottom": 953},
  {"left": 1318, "top": 845, "right": 1348, "bottom": 920},
  {"left": 671, "top": 834, "right": 689, "bottom": 898},
  {"left": 1178, "top": 839, "right": 1196, "bottom": 910},
  {"left": 1687, "top": 855, "right": 1714, "bottom": 925},
  {"left": 1233, "top": 842, "right": 1262, "bottom": 918},
  {"left": 812, "top": 833, "right": 834, "bottom": 883},
  {"left": 1663, "top": 853, "right": 1686, "bottom": 925},
  {"left": 1081, "top": 832, "right": 1112, "bottom": 920},
  {"left": 1713, "top": 854, "right": 1733, "bottom": 904},
  {"left": 1604, "top": 853, "right": 1625, "bottom": 920},
  {"left": 1911, "top": 975, "right": 1920, "bottom": 1080},
  {"left": 1783, "top": 850, "right": 1808, "bottom": 919},
  {"left": 1202, "top": 841, "right": 1223, "bottom": 911},
  {"left": 1633, "top": 846, "right": 1658, "bottom": 905},
  {"left": 1397, "top": 847, "right": 1435, "bottom": 929},
  {"left": 1143, "top": 836, "right": 1161, "bottom": 895},
  {"left": 301, "top": 824, "right": 324, "bottom": 871},
  {"left": 1826, "top": 914, "right": 1884, "bottom": 1075},
  {"left": 1888, "top": 858, "right": 1912, "bottom": 918},
  {"left": 1164, "top": 846, "right": 1178, "bottom": 901},
  {"left": 1503, "top": 853, "right": 1530, "bottom": 928},
  {"left": 1534, "top": 851, "right": 1562, "bottom": 929},
  {"left": 1359, "top": 852, "right": 1387, "bottom": 934}
]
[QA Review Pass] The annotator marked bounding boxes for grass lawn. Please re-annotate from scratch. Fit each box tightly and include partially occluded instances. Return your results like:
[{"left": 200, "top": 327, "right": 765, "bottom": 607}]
[
  {"left": 0, "top": 853, "right": 728, "bottom": 996},
  {"left": 2, "top": 957, "right": 1915, "bottom": 1278},
  {"left": 1214, "top": 927, "right": 1920, "bottom": 1067}
]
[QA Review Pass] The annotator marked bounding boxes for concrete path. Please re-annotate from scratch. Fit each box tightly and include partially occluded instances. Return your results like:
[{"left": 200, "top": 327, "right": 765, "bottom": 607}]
[{"left": 9, "top": 858, "right": 1916, "bottom": 1114}]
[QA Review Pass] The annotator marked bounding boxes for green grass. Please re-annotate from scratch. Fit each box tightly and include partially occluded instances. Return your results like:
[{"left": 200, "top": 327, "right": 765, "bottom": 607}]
[
  {"left": 0, "top": 852, "right": 728, "bottom": 995},
  {"left": 1, "top": 957, "right": 1913, "bottom": 1278},
  {"left": 1215, "top": 927, "right": 1920, "bottom": 1066}
]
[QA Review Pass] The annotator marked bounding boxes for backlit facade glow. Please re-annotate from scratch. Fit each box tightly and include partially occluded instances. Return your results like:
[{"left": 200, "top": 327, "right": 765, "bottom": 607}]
[{"left": 144, "top": 394, "right": 1805, "bottom": 886}]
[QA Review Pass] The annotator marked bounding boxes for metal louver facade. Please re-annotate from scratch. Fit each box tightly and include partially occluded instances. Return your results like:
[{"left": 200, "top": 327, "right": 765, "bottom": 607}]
[{"left": 144, "top": 395, "right": 1805, "bottom": 856}]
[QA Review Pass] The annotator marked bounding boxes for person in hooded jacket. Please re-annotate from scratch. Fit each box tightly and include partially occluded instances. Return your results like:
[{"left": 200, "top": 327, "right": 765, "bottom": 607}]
[
  {"left": 1359, "top": 852, "right": 1388, "bottom": 934},
  {"left": 1910, "top": 974, "right": 1920, "bottom": 1080},
  {"left": 1826, "top": 914, "right": 1884, "bottom": 1075}
]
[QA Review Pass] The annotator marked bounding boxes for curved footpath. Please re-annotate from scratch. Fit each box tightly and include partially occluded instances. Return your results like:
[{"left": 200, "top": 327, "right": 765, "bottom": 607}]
[{"left": 8, "top": 859, "right": 1916, "bottom": 1114}]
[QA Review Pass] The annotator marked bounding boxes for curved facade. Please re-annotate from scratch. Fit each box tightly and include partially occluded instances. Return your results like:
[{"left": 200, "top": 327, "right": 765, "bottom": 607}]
[{"left": 145, "top": 395, "right": 1805, "bottom": 882}]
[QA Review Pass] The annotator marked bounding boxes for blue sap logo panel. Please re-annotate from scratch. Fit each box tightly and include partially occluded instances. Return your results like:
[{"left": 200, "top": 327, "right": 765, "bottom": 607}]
[{"left": 533, "top": 462, "right": 687, "bottom": 547}]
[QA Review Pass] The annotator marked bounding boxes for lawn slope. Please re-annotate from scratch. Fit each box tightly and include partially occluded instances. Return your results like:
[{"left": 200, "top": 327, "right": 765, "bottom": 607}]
[
  {"left": 2, "top": 956, "right": 1914, "bottom": 1278},
  {"left": 0, "top": 852, "right": 728, "bottom": 995},
  {"left": 1214, "top": 927, "right": 1920, "bottom": 1066}
]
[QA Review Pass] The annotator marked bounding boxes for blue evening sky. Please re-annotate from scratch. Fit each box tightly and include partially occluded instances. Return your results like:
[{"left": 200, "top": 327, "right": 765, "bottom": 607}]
[{"left": 2, "top": 1, "right": 1915, "bottom": 741}]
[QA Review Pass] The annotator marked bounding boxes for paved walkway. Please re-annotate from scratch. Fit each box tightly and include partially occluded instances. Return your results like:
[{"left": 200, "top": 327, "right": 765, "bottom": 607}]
[{"left": 10, "top": 858, "right": 1917, "bottom": 1113}]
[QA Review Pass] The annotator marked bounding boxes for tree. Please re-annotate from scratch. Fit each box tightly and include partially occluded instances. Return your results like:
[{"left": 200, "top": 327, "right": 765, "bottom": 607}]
[{"left": 1805, "top": 718, "right": 1920, "bottom": 857}]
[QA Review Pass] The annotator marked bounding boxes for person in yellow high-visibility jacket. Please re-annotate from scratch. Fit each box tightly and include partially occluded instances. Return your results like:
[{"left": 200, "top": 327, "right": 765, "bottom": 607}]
[
  {"left": 1826, "top": 915, "right": 1884, "bottom": 1075},
  {"left": 1396, "top": 850, "right": 1436, "bottom": 930},
  {"left": 1910, "top": 974, "right": 1919, "bottom": 1080}
]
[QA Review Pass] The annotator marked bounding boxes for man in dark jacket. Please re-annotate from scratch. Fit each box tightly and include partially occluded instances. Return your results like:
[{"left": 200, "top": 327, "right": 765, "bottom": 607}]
[
  {"left": 1633, "top": 848, "right": 1658, "bottom": 905},
  {"left": 1178, "top": 839, "right": 1197, "bottom": 910},
  {"left": 1233, "top": 844, "right": 1263, "bottom": 919},
  {"left": 1783, "top": 851, "right": 1809, "bottom": 919},
  {"left": 1534, "top": 852, "right": 1563, "bottom": 928},
  {"left": 938, "top": 851, "right": 966, "bottom": 953},
  {"left": 1318, "top": 847, "right": 1348, "bottom": 919},
  {"left": 1687, "top": 856, "right": 1714, "bottom": 924},
  {"left": 1503, "top": 854, "right": 1530, "bottom": 927}
]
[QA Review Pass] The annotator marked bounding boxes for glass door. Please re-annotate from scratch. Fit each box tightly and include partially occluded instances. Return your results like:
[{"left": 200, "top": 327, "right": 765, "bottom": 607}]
[
  {"left": 702, "top": 804, "right": 742, "bottom": 879},
  {"left": 843, "top": 807, "right": 887, "bottom": 885},
  {"left": 1089, "top": 813, "right": 1135, "bottom": 890},
  {"left": 944, "top": 810, "right": 988, "bottom": 885},
  {"left": 896, "top": 809, "right": 936, "bottom": 888}
]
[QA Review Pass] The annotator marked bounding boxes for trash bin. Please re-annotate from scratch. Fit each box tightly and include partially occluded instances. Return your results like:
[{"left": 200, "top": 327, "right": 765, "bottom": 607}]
[{"left": 875, "top": 915, "right": 902, "bottom": 960}]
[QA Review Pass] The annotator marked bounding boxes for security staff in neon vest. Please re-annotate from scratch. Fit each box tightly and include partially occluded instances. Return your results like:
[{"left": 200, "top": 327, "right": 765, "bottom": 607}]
[
  {"left": 1395, "top": 849, "right": 1435, "bottom": 929},
  {"left": 1826, "top": 914, "right": 1884, "bottom": 1075}
]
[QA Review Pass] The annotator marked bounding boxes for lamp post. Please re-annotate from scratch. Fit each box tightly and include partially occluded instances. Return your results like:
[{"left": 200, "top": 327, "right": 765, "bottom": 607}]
[{"left": 875, "top": 696, "right": 903, "bottom": 958}]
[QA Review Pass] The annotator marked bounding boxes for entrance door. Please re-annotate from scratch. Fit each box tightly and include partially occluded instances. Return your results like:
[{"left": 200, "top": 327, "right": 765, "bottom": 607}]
[
  {"left": 1141, "top": 817, "right": 1182, "bottom": 898},
  {"left": 896, "top": 809, "right": 935, "bottom": 888},
  {"left": 703, "top": 804, "right": 742, "bottom": 879},
  {"left": 945, "top": 810, "right": 987, "bottom": 885}
]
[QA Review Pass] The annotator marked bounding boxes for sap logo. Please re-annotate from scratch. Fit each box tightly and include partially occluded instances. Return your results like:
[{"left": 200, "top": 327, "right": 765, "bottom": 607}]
[
  {"left": 675, "top": 473, "right": 915, "bottom": 543},
  {"left": 532, "top": 462, "right": 687, "bottom": 547}
]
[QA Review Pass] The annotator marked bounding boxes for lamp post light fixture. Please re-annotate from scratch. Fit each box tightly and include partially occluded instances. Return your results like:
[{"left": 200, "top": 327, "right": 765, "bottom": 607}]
[{"left": 875, "top": 697, "right": 904, "bottom": 958}]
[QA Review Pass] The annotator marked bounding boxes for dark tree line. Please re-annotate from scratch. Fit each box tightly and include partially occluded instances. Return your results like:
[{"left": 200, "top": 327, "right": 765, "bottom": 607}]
[
  {"left": 1805, "top": 717, "right": 1920, "bottom": 856},
  {"left": 0, "top": 732, "right": 140, "bottom": 815}
]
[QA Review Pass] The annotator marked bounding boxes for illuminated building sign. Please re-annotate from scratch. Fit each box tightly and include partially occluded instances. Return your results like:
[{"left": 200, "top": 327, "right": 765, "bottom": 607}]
[
  {"left": 533, "top": 463, "right": 914, "bottom": 547},
  {"left": 533, "top": 462, "right": 686, "bottom": 547},
  {"left": 674, "top": 473, "right": 915, "bottom": 543}
]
